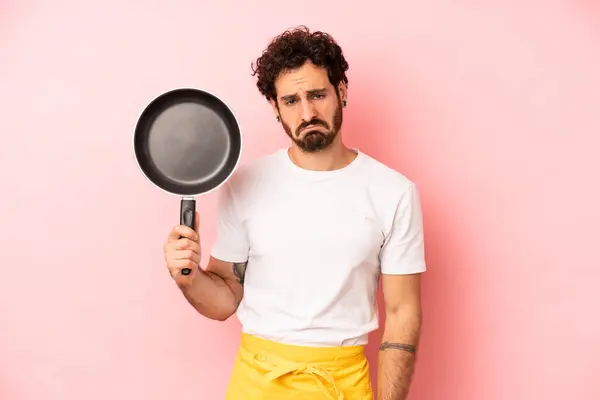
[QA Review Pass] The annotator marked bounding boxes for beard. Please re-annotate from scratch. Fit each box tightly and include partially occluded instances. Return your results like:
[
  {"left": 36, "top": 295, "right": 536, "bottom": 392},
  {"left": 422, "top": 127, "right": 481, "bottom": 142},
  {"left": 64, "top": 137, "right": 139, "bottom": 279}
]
[{"left": 281, "top": 100, "right": 343, "bottom": 153}]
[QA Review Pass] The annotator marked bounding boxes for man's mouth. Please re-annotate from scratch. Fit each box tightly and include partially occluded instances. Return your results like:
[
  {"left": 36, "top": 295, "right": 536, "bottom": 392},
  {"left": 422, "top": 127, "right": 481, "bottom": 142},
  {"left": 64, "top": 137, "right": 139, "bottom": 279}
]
[{"left": 303, "top": 125, "right": 324, "bottom": 131}]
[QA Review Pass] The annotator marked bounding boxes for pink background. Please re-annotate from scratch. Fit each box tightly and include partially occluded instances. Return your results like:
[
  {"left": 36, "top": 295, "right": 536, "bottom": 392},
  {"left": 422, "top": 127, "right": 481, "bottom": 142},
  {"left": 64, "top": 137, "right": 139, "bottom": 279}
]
[{"left": 1, "top": 1, "right": 599, "bottom": 399}]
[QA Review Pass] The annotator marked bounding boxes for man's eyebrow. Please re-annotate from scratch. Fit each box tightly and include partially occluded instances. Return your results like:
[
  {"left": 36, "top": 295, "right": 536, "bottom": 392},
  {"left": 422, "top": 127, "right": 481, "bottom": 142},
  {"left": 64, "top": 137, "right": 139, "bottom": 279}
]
[
  {"left": 280, "top": 93, "right": 298, "bottom": 101},
  {"left": 280, "top": 88, "right": 327, "bottom": 101}
]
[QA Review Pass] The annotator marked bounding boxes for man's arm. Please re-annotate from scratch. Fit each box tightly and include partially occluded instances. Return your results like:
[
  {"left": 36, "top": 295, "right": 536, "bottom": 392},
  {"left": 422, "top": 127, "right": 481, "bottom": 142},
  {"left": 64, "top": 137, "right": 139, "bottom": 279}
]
[
  {"left": 377, "top": 272, "right": 423, "bottom": 400},
  {"left": 178, "top": 256, "right": 247, "bottom": 321}
]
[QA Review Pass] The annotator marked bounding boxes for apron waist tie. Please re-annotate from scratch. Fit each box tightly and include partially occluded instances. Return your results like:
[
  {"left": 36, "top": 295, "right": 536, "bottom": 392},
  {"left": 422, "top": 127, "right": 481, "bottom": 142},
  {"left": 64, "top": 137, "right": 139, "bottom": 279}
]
[{"left": 252, "top": 354, "right": 345, "bottom": 400}]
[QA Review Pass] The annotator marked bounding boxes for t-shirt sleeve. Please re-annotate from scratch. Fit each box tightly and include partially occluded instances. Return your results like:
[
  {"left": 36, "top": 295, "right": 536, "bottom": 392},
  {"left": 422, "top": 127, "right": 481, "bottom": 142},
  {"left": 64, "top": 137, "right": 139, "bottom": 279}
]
[
  {"left": 210, "top": 181, "right": 250, "bottom": 263},
  {"left": 380, "top": 183, "right": 427, "bottom": 275}
]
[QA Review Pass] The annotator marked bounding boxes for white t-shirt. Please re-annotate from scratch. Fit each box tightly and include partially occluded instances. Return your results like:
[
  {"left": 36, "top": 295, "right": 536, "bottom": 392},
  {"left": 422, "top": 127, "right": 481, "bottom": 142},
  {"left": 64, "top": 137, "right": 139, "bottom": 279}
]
[{"left": 210, "top": 147, "right": 426, "bottom": 347}]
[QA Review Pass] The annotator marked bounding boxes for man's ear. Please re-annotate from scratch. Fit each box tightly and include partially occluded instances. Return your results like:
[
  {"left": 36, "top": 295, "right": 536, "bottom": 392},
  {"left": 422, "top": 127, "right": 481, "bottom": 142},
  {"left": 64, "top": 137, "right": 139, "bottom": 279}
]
[{"left": 338, "top": 82, "right": 348, "bottom": 104}]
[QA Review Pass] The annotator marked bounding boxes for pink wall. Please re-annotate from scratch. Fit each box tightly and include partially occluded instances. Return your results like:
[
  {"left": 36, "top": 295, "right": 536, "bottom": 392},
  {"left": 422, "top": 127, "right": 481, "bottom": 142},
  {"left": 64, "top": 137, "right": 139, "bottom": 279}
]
[{"left": 1, "top": 1, "right": 599, "bottom": 399}]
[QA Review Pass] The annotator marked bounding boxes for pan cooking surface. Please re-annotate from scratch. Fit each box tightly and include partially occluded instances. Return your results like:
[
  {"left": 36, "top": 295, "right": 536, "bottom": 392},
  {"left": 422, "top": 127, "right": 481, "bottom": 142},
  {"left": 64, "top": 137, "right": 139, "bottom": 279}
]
[
  {"left": 134, "top": 88, "right": 242, "bottom": 196},
  {"left": 147, "top": 102, "right": 230, "bottom": 184}
]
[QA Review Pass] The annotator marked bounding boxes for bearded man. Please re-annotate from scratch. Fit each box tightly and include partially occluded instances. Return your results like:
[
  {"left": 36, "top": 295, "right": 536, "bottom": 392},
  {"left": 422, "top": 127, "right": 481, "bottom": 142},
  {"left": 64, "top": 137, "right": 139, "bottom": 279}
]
[{"left": 162, "top": 26, "right": 426, "bottom": 400}]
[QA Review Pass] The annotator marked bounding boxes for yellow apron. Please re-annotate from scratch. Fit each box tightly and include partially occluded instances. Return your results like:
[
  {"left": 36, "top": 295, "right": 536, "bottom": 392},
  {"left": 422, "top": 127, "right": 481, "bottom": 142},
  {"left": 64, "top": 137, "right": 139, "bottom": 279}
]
[{"left": 225, "top": 333, "right": 374, "bottom": 399}]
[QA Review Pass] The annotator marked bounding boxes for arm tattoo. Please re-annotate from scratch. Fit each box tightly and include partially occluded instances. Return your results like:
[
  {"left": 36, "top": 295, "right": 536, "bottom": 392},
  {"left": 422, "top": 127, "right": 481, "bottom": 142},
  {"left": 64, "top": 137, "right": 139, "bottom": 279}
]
[
  {"left": 379, "top": 341, "right": 416, "bottom": 354},
  {"left": 232, "top": 261, "right": 248, "bottom": 285}
]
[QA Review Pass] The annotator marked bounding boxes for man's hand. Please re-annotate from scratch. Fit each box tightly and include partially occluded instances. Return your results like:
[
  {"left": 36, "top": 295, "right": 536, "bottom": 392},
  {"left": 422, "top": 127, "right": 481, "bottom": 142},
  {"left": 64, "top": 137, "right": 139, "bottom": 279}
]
[{"left": 163, "top": 212, "right": 201, "bottom": 287}]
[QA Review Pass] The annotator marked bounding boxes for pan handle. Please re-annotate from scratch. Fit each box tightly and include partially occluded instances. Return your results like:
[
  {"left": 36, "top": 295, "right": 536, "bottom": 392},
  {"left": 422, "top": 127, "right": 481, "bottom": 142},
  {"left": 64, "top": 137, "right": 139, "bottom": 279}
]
[{"left": 180, "top": 197, "right": 196, "bottom": 276}]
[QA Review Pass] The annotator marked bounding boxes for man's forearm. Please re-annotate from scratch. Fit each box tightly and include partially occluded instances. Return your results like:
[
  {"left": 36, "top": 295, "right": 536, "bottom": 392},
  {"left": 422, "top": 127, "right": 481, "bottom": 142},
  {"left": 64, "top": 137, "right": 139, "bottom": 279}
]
[
  {"left": 178, "top": 269, "right": 238, "bottom": 321},
  {"left": 377, "top": 310, "right": 421, "bottom": 400}
]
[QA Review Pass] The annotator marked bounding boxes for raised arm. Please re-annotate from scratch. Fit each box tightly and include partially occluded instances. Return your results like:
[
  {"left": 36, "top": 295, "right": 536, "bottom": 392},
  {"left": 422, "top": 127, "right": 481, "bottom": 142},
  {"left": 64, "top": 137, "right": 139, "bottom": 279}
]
[
  {"left": 182, "top": 178, "right": 251, "bottom": 321},
  {"left": 178, "top": 255, "right": 248, "bottom": 321},
  {"left": 162, "top": 208, "right": 249, "bottom": 322}
]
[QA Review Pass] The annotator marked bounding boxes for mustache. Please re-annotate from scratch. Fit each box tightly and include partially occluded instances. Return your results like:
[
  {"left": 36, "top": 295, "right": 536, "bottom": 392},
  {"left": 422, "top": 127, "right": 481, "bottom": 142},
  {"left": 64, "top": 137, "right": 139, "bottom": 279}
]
[{"left": 297, "top": 118, "right": 329, "bottom": 132}]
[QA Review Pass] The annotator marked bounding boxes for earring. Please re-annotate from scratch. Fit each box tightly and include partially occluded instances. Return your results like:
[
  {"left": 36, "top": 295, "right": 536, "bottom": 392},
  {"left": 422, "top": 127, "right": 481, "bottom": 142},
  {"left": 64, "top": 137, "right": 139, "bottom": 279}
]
[
  {"left": 343, "top": 100, "right": 347, "bottom": 107},
  {"left": 276, "top": 116, "right": 280, "bottom": 122}
]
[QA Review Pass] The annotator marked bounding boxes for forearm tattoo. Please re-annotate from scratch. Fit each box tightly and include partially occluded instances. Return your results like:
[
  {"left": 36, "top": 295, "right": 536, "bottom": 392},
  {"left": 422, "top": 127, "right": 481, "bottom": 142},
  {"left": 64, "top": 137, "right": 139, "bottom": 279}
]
[
  {"left": 379, "top": 341, "right": 416, "bottom": 354},
  {"left": 232, "top": 261, "right": 248, "bottom": 285}
]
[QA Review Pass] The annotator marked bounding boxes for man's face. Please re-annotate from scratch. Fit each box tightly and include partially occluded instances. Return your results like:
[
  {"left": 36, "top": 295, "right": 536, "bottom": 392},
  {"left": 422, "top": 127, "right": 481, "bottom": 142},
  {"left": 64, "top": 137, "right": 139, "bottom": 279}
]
[{"left": 271, "top": 60, "right": 346, "bottom": 152}]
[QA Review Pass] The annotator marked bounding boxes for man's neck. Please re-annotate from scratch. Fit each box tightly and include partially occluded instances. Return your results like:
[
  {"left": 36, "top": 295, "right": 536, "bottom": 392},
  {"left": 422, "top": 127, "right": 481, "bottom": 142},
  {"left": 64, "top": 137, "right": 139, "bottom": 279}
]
[{"left": 287, "top": 142, "right": 357, "bottom": 172}]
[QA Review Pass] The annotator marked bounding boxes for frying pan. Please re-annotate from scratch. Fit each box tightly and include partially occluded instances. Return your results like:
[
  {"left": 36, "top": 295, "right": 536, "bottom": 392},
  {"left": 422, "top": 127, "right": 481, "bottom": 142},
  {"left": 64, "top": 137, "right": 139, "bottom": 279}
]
[{"left": 133, "top": 87, "right": 242, "bottom": 275}]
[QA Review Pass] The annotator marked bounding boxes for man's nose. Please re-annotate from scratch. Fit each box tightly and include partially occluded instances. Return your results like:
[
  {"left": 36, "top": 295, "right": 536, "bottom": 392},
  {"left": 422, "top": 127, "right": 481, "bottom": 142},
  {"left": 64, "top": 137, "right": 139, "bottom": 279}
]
[{"left": 300, "top": 98, "right": 317, "bottom": 122}]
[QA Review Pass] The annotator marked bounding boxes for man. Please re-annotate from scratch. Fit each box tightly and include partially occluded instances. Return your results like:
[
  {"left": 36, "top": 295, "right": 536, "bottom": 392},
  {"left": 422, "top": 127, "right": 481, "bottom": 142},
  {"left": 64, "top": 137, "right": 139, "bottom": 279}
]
[{"left": 163, "top": 26, "right": 426, "bottom": 400}]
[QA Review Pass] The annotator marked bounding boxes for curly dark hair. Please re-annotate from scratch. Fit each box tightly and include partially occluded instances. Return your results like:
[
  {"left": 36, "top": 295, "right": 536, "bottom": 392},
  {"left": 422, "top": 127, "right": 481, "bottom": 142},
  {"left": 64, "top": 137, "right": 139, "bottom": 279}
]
[{"left": 251, "top": 26, "right": 349, "bottom": 102}]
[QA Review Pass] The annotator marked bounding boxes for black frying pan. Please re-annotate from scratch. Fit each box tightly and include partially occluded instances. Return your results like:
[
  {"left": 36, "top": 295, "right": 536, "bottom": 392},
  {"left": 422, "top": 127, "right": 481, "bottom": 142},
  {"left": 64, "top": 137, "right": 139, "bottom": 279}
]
[{"left": 133, "top": 88, "right": 242, "bottom": 275}]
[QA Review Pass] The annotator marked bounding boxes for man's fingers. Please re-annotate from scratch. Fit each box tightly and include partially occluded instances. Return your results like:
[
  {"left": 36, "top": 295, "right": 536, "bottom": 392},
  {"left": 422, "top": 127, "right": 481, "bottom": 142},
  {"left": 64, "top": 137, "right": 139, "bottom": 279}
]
[
  {"left": 171, "top": 238, "right": 200, "bottom": 252},
  {"left": 194, "top": 212, "right": 200, "bottom": 241},
  {"left": 167, "top": 225, "right": 198, "bottom": 242},
  {"left": 172, "top": 249, "right": 201, "bottom": 264},
  {"left": 171, "top": 258, "right": 198, "bottom": 272},
  {"left": 164, "top": 221, "right": 202, "bottom": 284}
]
